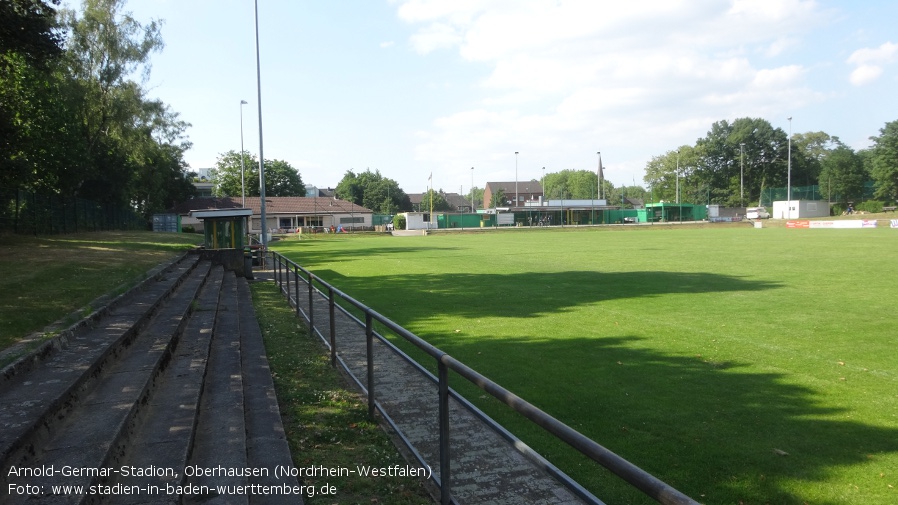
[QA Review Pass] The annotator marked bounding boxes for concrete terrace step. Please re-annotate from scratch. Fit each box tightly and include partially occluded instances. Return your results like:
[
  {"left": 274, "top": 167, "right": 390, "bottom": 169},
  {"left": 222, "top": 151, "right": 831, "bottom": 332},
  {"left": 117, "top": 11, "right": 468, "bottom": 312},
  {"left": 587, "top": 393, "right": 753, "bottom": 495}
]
[
  {"left": 1, "top": 260, "right": 212, "bottom": 503},
  {"left": 1, "top": 254, "right": 300, "bottom": 505},
  {"left": 100, "top": 265, "right": 225, "bottom": 505},
  {"left": 0, "top": 254, "right": 201, "bottom": 470}
]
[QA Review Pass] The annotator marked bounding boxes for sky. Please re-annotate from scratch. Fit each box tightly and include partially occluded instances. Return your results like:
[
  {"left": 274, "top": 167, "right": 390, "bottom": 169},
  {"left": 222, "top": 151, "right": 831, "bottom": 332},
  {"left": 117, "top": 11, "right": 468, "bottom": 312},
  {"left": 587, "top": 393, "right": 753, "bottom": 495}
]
[{"left": 88, "top": 0, "right": 898, "bottom": 194}]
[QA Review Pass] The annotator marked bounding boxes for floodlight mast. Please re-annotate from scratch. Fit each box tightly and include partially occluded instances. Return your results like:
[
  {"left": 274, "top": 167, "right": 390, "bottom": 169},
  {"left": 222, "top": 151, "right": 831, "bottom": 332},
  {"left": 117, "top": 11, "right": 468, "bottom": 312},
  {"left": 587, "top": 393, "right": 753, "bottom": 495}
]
[
  {"left": 787, "top": 117, "right": 793, "bottom": 206},
  {"left": 253, "top": 0, "right": 267, "bottom": 250},
  {"left": 740, "top": 142, "right": 745, "bottom": 208}
]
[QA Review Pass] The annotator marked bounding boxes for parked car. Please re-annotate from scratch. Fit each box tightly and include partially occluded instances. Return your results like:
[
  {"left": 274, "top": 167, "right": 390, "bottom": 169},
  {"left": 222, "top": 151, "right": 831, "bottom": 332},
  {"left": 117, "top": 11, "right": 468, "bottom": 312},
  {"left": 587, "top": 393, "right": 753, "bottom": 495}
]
[{"left": 746, "top": 207, "right": 770, "bottom": 219}]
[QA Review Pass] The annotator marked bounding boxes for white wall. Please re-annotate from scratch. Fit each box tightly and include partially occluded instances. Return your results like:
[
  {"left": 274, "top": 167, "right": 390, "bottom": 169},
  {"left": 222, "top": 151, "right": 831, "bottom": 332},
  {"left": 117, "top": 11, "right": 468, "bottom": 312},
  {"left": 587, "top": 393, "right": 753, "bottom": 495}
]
[{"left": 773, "top": 200, "right": 830, "bottom": 219}]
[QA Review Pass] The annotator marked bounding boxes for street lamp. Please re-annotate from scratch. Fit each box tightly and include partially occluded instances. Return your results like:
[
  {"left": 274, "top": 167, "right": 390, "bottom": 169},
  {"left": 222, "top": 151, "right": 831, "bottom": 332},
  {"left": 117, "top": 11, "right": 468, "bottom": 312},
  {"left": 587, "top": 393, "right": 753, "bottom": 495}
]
[
  {"left": 676, "top": 149, "right": 680, "bottom": 204},
  {"left": 787, "top": 116, "right": 792, "bottom": 205},
  {"left": 515, "top": 151, "right": 519, "bottom": 208},
  {"left": 253, "top": 0, "right": 267, "bottom": 249},
  {"left": 239, "top": 100, "right": 247, "bottom": 208},
  {"left": 740, "top": 142, "right": 745, "bottom": 208}
]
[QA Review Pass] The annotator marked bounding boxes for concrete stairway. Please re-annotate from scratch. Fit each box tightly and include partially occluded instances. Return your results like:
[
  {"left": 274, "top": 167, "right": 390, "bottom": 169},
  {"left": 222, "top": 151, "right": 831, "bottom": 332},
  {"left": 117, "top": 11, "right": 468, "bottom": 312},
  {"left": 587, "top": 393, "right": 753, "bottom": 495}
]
[{"left": 0, "top": 254, "right": 299, "bottom": 504}]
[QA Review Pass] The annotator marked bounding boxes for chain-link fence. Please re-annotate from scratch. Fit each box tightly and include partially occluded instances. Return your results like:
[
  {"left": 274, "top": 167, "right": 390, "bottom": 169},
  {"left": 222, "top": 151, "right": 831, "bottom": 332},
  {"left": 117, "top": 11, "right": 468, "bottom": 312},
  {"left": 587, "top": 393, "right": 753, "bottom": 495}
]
[
  {"left": 759, "top": 182, "right": 876, "bottom": 207},
  {"left": 1, "top": 188, "right": 147, "bottom": 235}
]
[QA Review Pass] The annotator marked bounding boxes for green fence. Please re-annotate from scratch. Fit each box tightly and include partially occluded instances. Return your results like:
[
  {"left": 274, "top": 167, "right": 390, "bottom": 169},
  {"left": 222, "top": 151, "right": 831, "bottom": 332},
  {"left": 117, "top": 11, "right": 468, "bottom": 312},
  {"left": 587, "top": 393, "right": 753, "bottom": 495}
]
[
  {"left": 1, "top": 188, "right": 147, "bottom": 235},
  {"left": 759, "top": 182, "right": 876, "bottom": 207}
]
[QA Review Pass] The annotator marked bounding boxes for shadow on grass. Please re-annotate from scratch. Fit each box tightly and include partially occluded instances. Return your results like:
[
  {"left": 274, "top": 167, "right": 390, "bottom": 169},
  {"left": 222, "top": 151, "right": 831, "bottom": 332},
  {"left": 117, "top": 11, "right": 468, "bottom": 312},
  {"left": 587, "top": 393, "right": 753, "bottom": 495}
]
[
  {"left": 426, "top": 334, "right": 898, "bottom": 504},
  {"left": 274, "top": 242, "right": 464, "bottom": 266},
  {"left": 286, "top": 266, "right": 897, "bottom": 504},
  {"left": 310, "top": 268, "right": 782, "bottom": 320}
]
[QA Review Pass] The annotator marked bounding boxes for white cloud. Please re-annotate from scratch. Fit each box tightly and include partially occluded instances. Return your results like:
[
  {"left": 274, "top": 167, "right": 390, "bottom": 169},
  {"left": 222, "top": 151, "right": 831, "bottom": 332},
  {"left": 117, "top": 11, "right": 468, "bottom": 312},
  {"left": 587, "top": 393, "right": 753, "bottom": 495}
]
[
  {"left": 394, "top": 0, "right": 835, "bottom": 185},
  {"left": 846, "top": 41, "right": 897, "bottom": 86},
  {"left": 847, "top": 41, "right": 898, "bottom": 65},
  {"left": 849, "top": 64, "right": 883, "bottom": 86}
]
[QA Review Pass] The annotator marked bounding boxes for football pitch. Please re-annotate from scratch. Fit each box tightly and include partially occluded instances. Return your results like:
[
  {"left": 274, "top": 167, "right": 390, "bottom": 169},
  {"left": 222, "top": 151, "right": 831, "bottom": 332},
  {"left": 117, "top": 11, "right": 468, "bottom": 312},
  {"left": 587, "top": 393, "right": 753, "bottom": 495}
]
[{"left": 272, "top": 224, "right": 898, "bottom": 504}]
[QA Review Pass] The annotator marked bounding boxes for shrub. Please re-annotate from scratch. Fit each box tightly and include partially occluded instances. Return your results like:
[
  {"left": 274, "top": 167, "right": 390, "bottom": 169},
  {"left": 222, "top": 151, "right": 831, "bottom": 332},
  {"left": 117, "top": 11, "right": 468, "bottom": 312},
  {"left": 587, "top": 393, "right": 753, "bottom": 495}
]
[
  {"left": 856, "top": 200, "right": 884, "bottom": 213},
  {"left": 392, "top": 215, "right": 406, "bottom": 230}
]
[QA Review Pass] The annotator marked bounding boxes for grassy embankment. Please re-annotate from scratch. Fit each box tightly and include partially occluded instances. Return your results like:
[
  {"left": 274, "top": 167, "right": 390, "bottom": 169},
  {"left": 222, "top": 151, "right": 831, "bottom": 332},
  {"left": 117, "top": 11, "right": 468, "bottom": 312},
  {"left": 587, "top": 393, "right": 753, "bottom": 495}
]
[{"left": 0, "top": 231, "right": 435, "bottom": 504}]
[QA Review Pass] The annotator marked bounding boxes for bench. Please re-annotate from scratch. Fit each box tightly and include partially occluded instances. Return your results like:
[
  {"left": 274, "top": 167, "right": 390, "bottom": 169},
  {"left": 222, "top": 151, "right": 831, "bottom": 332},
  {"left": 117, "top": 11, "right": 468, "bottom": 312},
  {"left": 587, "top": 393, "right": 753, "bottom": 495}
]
[{"left": 883, "top": 206, "right": 897, "bottom": 212}]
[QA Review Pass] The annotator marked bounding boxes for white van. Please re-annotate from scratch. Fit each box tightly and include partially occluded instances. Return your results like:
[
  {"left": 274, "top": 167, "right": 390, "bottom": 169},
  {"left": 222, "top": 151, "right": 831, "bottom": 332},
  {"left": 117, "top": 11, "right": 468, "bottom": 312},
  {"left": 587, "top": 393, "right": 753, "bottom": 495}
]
[{"left": 746, "top": 207, "right": 770, "bottom": 219}]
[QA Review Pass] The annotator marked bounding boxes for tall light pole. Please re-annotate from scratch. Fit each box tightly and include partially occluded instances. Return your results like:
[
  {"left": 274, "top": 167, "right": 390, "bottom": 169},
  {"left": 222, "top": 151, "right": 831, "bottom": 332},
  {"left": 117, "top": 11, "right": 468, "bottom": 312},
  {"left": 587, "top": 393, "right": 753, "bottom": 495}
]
[
  {"left": 239, "top": 100, "right": 247, "bottom": 208},
  {"left": 676, "top": 149, "right": 680, "bottom": 204},
  {"left": 787, "top": 116, "right": 793, "bottom": 206},
  {"left": 740, "top": 142, "right": 745, "bottom": 208},
  {"left": 597, "top": 151, "right": 602, "bottom": 200},
  {"left": 470, "top": 167, "right": 474, "bottom": 212},
  {"left": 514, "top": 151, "right": 519, "bottom": 208},
  {"left": 253, "top": 0, "right": 268, "bottom": 249}
]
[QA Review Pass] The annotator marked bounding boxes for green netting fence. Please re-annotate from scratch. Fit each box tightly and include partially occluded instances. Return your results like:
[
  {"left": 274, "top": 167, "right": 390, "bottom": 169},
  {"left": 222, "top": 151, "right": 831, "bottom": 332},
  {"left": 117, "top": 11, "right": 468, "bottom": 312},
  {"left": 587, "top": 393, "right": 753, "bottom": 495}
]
[
  {"left": 759, "top": 182, "right": 876, "bottom": 207},
  {"left": 1, "top": 188, "right": 147, "bottom": 235}
]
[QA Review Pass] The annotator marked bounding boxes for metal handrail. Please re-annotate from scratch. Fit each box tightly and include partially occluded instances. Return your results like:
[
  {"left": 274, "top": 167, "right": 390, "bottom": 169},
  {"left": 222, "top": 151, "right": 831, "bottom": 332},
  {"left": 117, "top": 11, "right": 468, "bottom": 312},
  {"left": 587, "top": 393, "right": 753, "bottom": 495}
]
[{"left": 268, "top": 251, "right": 699, "bottom": 505}]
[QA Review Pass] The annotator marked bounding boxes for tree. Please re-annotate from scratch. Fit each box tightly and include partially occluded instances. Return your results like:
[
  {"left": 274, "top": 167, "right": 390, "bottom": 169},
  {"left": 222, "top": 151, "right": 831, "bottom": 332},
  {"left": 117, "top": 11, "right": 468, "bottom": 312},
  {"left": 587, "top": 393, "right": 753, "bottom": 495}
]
[
  {"left": 59, "top": 0, "right": 165, "bottom": 203},
  {"left": 335, "top": 169, "right": 410, "bottom": 213},
  {"left": 489, "top": 188, "right": 506, "bottom": 209},
  {"left": 469, "top": 186, "right": 483, "bottom": 210},
  {"left": 420, "top": 189, "right": 452, "bottom": 212},
  {"left": 870, "top": 119, "right": 898, "bottom": 203},
  {"left": 264, "top": 159, "right": 304, "bottom": 197},
  {"left": 543, "top": 170, "right": 602, "bottom": 199},
  {"left": 211, "top": 150, "right": 256, "bottom": 198},
  {"left": 0, "top": 0, "right": 66, "bottom": 190},
  {"left": 818, "top": 146, "right": 867, "bottom": 204},
  {"left": 334, "top": 170, "right": 363, "bottom": 204},
  {"left": 211, "top": 150, "right": 304, "bottom": 197},
  {"left": 693, "top": 118, "right": 797, "bottom": 206},
  {"left": 0, "top": 0, "right": 63, "bottom": 66},
  {"left": 643, "top": 148, "right": 692, "bottom": 203}
]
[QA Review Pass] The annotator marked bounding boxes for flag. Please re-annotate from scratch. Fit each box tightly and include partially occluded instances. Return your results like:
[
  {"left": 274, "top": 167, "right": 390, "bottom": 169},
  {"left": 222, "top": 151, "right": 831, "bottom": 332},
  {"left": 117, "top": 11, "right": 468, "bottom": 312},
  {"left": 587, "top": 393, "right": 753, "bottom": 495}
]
[{"left": 428, "top": 172, "right": 432, "bottom": 182}]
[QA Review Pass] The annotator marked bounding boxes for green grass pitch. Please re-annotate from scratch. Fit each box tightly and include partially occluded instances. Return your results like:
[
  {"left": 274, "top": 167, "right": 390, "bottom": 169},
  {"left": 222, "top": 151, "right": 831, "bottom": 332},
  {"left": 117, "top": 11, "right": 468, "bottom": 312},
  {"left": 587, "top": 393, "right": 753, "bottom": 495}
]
[{"left": 272, "top": 225, "right": 898, "bottom": 504}]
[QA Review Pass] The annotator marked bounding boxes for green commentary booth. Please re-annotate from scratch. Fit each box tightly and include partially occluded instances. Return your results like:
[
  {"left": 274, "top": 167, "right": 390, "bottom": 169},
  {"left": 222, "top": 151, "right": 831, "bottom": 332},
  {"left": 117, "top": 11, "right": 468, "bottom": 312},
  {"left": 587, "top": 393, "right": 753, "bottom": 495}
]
[{"left": 190, "top": 208, "right": 253, "bottom": 249}]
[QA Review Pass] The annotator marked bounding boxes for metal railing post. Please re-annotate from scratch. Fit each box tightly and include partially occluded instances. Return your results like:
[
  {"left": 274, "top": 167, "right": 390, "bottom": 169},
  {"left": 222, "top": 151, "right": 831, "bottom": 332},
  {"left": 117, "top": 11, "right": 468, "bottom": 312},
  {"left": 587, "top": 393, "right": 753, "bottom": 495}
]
[
  {"left": 294, "top": 263, "right": 300, "bottom": 317},
  {"left": 365, "top": 311, "right": 375, "bottom": 420},
  {"left": 307, "top": 271, "right": 314, "bottom": 335},
  {"left": 438, "top": 357, "right": 451, "bottom": 505},
  {"left": 275, "top": 254, "right": 281, "bottom": 289},
  {"left": 328, "top": 287, "right": 336, "bottom": 367},
  {"left": 284, "top": 257, "right": 290, "bottom": 300}
]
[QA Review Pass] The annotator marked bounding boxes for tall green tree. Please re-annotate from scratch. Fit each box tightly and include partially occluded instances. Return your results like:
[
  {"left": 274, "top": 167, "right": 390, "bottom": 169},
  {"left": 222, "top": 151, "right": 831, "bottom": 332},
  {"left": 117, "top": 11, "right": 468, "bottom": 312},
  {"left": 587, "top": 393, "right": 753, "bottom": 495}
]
[
  {"left": 818, "top": 146, "right": 867, "bottom": 204},
  {"left": 642, "top": 146, "right": 698, "bottom": 203},
  {"left": 489, "top": 187, "right": 506, "bottom": 209},
  {"left": 335, "top": 169, "right": 410, "bottom": 213},
  {"left": 211, "top": 150, "right": 304, "bottom": 197},
  {"left": 58, "top": 0, "right": 164, "bottom": 203},
  {"left": 693, "top": 118, "right": 798, "bottom": 206},
  {"left": 0, "top": 0, "right": 66, "bottom": 190},
  {"left": 543, "top": 170, "right": 605, "bottom": 199},
  {"left": 0, "top": 0, "right": 63, "bottom": 65},
  {"left": 870, "top": 119, "right": 898, "bottom": 203},
  {"left": 210, "top": 150, "right": 255, "bottom": 198},
  {"left": 420, "top": 188, "right": 452, "bottom": 212}
]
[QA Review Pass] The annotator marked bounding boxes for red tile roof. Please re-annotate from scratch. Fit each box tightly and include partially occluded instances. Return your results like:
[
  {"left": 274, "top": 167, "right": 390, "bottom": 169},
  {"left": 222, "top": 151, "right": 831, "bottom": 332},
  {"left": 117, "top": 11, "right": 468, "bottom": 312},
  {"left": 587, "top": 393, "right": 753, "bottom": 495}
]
[{"left": 171, "top": 197, "right": 372, "bottom": 215}]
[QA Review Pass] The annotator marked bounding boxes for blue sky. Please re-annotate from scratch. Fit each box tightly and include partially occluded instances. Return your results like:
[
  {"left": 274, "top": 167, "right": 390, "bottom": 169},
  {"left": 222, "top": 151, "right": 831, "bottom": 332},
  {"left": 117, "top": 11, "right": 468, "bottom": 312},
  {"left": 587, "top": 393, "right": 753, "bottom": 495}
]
[{"left": 107, "top": 0, "right": 897, "bottom": 194}]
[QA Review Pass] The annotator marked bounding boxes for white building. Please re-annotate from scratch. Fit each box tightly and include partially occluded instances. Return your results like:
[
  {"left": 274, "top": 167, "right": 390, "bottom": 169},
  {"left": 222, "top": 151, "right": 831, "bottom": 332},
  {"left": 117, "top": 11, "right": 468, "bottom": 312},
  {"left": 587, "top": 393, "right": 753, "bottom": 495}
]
[{"left": 772, "top": 200, "right": 830, "bottom": 219}]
